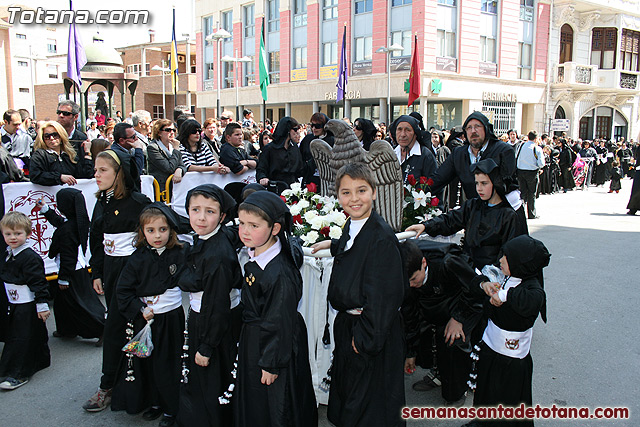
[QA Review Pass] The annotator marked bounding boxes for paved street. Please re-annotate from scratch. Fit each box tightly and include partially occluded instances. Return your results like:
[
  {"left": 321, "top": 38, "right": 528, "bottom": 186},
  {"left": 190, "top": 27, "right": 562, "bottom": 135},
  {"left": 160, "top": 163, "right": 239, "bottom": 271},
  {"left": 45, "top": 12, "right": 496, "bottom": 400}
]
[{"left": 0, "top": 178, "right": 638, "bottom": 426}]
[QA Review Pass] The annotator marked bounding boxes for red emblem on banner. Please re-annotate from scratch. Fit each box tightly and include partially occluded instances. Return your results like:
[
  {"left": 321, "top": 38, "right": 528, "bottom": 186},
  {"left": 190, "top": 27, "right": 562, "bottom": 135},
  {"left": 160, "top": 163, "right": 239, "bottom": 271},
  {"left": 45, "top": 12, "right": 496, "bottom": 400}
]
[{"left": 9, "top": 190, "right": 56, "bottom": 257}]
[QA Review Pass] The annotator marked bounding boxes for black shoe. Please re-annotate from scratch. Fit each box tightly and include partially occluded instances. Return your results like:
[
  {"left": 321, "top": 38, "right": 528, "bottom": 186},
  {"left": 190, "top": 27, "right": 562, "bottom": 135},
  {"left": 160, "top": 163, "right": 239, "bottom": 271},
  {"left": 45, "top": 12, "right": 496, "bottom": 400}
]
[
  {"left": 159, "top": 415, "right": 175, "bottom": 427},
  {"left": 95, "top": 336, "right": 104, "bottom": 347},
  {"left": 142, "top": 407, "right": 163, "bottom": 421},
  {"left": 628, "top": 210, "right": 637, "bottom": 216}
]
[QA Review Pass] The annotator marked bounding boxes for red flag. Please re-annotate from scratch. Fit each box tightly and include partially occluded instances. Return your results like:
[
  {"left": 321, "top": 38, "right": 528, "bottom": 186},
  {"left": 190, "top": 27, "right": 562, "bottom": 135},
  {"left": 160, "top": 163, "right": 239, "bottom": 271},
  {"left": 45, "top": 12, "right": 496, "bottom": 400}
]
[{"left": 408, "top": 35, "right": 420, "bottom": 106}]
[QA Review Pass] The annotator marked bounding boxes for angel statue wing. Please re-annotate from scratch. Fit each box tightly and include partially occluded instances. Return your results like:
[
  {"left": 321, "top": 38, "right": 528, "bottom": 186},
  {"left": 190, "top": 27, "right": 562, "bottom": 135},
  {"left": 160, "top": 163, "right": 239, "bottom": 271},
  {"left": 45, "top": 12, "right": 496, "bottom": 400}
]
[
  {"left": 365, "top": 140, "right": 403, "bottom": 232},
  {"left": 310, "top": 138, "right": 336, "bottom": 197}
]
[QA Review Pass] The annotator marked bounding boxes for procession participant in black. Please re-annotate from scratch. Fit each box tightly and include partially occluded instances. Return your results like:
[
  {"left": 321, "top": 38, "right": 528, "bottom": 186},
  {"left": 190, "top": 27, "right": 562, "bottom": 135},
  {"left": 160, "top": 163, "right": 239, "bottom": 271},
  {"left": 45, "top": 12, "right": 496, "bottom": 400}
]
[
  {"left": 300, "top": 112, "right": 334, "bottom": 186},
  {"left": 113, "top": 203, "right": 184, "bottom": 427},
  {"left": 177, "top": 184, "right": 241, "bottom": 427},
  {"left": 256, "top": 117, "right": 305, "bottom": 188},
  {"left": 83, "top": 149, "right": 151, "bottom": 412},
  {"left": 390, "top": 114, "right": 438, "bottom": 182},
  {"left": 235, "top": 191, "right": 317, "bottom": 427},
  {"left": 0, "top": 212, "right": 50, "bottom": 390},
  {"left": 312, "top": 163, "right": 405, "bottom": 427},
  {"left": 627, "top": 143, "right": 640, "bottom": 215},
  {"left": 37, "top": 189, "right": 105, "bottom": 341},
  {"left": 464, "top": 235, "right": 550, "bottom": 427},
  {"left": 399, "top": 239, "right": 482, "bottom": 406}
]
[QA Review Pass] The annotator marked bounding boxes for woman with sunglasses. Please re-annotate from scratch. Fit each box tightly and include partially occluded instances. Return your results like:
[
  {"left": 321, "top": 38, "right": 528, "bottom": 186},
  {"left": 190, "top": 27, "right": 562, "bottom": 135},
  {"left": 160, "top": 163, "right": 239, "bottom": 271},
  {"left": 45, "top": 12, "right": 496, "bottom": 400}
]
[
  {"left": 299, "top": 112, "right": 334, "bottom": 186},
  {"left": 353, "top": 118, "right": 377, "bottom": 151},
  {"left": 30, "top": 121, "right": 94, "bottom": 186},
  {"left": 147, "top": 119, "right": 187, "bottom": 187},
  {"left": 178, "top": 119, "right": 229, "bottom": 175}
]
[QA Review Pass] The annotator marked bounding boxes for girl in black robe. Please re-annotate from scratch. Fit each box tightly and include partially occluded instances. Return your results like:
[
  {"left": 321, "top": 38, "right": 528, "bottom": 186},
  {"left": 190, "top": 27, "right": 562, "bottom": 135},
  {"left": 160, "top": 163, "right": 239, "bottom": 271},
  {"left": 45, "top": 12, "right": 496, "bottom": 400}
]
[
  {"left": 38, "top": 188, "right": 105, "bottom": 340},
  {"left": 255, "top": 117, "right": 305, "bottom": 187},
  {"left": 464, "top": 235, "right": 550, "bottom": 427},
  {"left": 177, "top": 184, "right": 241, "bottom": 427},
  {"left": 83, "top": 149, "right": 151, "bottom": 412},
  {"left": 113, "top": 203, "right": 185, "bottom": 426},
  {"left": 234, "top": 191, "right": 317, "bottom": 426},
  {"left": 0, "top": 212, "right": 50, "bottom": 390},
  {"left": 609, "top": 160, "right": 622, "bottom": 193}
]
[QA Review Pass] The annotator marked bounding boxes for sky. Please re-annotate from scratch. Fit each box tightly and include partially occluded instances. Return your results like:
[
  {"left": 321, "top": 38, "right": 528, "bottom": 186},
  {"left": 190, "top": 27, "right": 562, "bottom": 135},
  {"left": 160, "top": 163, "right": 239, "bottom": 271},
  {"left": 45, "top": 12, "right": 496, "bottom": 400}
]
[{"left": 8, "top": 0, "right": 195, "bottom": 49}]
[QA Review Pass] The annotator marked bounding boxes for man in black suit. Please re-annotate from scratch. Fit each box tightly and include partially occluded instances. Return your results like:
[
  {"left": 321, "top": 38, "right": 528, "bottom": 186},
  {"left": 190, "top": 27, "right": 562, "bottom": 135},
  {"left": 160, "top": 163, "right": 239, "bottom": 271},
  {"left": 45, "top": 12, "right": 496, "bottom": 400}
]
[{"left": 56, "top": 100, "right": 87, "bottom": 155}]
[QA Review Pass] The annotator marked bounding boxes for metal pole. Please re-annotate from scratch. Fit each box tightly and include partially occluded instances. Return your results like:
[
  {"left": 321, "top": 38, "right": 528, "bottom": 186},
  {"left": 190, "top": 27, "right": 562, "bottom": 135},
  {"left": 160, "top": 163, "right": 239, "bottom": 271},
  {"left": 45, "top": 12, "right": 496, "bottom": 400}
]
[
  {"left": 29, "top": 45, "right": 36, "bottom": 119},
  {"left": 235, "top": 49, "right": 240, "bottom": 120},
  {"left": 387, "top": 50, "right": 391, "bottom": 126},
  {"left": 161, "top": 60, "right": 166, "bottom": 119},
  {"left": 217, "top": 39, "right": 221, "bottom": 119}
]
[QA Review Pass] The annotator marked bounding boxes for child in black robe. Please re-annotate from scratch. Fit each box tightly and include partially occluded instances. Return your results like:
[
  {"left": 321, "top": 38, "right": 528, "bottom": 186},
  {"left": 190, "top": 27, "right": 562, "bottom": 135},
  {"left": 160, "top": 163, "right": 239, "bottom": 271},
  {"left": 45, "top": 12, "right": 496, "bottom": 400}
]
[
  {"left": 0, "top": 211, "right": 50, "bottom": 390},
  {"left": 176, "top": 184, "right": 241, "bottom": 427},
  {"left": 464, "top": 235, "right": 550, "bottom": 427},
  {"left": 37, "top": 188, "right": 105, "bottom": 341},
  {"left": 609, "top": 160, "right": 622, "bottom": 193},
  {"left": 84, "top": 149, "right": 151, "bottom": 412},
  {"left": 113, "top": 203, "right": 185, "bottom": 426},
  {"left": 312, "top": 163, "right": 405, "bottom": 427},
  {"left": 234, "top": 191, "right": 317, "bottom": 426}
]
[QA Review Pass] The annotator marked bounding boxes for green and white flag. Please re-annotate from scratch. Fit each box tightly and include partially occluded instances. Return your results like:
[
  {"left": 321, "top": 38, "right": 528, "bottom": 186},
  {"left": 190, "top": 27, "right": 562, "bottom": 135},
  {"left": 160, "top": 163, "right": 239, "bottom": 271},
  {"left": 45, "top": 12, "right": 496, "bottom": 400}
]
[{"left": 259, "top": 21, "right": 270, "bottom": 101}]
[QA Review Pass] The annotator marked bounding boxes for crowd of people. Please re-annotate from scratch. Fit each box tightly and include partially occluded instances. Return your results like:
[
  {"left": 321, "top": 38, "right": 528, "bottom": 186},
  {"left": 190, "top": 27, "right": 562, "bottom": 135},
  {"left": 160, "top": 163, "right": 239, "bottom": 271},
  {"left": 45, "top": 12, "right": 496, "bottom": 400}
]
[{"left": 0, "top": 100, "right": 638, "bottom": 427}]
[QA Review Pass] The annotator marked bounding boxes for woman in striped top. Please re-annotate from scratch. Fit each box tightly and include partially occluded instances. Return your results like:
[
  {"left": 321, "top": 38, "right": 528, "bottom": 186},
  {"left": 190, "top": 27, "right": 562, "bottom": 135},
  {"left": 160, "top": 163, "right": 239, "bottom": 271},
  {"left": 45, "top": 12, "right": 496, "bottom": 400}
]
[{"left": 178, "top": 120, "right": 230, "bottom": 174}]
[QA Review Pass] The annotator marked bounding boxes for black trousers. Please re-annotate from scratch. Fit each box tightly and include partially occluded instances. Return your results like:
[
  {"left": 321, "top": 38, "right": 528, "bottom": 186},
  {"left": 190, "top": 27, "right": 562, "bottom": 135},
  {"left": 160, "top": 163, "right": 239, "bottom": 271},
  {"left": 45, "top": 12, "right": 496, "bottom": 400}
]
[{"left": 517, "top": 169, "right": 539, "bottom": 219}]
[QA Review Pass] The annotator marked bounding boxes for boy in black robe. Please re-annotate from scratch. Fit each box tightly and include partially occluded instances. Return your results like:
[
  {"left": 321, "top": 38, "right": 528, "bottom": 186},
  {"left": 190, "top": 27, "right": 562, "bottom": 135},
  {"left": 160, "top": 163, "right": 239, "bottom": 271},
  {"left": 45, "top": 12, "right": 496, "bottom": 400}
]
[
  {"left": 38, "top": 188, "right": 105, "bottom": 341},
  {"left": 312, "top": 163, "right": 405, "bottom": 426},
  {"left": 177, "top": 184, "right": 241, "bottom": 426},
  {"left": 464, "top": 235, "right": 550, "bottom": 427},
  {"left": 0, "top": 211, "right": 50, "bottom": 390},
  {"left": 234, "top": 191, "right": 317, "bottom": 426}
]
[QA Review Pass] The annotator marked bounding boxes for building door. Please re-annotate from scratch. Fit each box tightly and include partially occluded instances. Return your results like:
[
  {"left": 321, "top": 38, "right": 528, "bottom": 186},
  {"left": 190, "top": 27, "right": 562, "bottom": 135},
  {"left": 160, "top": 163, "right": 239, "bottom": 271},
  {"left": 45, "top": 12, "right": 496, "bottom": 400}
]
[
  {"left": 560, "top": 24, "right": 573, "bottom": 64},
  {"left": 579, "top": 117, "right": 591, "bottom": 140},
  {"left": 595, "top": 116, "right": 611, "bottom": 139}
]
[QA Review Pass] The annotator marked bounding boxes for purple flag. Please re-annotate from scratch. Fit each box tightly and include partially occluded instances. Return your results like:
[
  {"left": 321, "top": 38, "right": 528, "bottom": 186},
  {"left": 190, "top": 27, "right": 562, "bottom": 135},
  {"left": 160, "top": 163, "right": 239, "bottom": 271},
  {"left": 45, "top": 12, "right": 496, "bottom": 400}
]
[
  {"left": 336, "top": 26, "right": 348, "bottom": 102},
  {"left": 67, "top": 0, "right": 87, "bottom": 88}
]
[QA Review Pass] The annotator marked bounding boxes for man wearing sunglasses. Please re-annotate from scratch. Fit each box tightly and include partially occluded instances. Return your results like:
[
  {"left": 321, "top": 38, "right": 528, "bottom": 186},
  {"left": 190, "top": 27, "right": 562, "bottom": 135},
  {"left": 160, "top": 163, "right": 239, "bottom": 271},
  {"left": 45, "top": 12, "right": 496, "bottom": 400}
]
[
  {"left": 299, "top": 112, "right": 334, "bottom": 186},
  {"left": 56, "top": 101, "right": 87, "bottom": 156}
]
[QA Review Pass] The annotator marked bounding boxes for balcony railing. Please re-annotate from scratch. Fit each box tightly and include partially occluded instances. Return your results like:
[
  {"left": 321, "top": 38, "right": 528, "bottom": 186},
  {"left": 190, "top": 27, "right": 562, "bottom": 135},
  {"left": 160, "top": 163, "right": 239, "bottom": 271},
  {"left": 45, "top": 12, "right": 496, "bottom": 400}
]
[{"left": 554, "top": 62, "right": 639, "bottom": 91}]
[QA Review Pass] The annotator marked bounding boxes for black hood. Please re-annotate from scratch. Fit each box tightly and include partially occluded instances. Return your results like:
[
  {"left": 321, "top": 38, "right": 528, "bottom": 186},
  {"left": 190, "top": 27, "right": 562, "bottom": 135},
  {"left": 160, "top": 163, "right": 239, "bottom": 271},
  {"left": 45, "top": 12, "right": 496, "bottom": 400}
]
[
  {"left": 186, "top": 184, "right": 237, "bottom": 219},
  {"left": 141, "top": 202, "right": 181, "bottom": 230},
  {"left": 389, "top": 115, "right": 423, "bottom": 145},
  {"left": 55, "top": 188, "right": 90, "bottom": 253},
  {"left": 354, "top": 118, "right": 377, "bottom": 140},
  {"left": 463, "top": 111, "right": 498, "bottom": 144},
  {"left": 470, "top": 158, "right": 507, "bottom": 200},
  {"left": 271, "top": 117, "right": 298, "bottom": 149},
  {"left": 501, "top": 235, "right": 551, "bottom": 280}
]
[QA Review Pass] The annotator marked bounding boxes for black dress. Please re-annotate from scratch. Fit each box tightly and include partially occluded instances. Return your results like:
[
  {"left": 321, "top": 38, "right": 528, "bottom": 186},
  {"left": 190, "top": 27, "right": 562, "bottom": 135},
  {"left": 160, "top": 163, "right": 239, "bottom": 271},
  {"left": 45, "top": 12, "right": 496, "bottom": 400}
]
[
  {"left": 29, "top": 149, "right": 94, "bottom": 186},
  {"left": 327, "top": 211, "right": 406, "bottom": 427},
  {"left": 44, "top": 208, "right": 105, "bottom": 339},
  {"left": 0, "top": 247, "right": 50, "bottom": 380},
  {"left": 256, "top": 142, "right": 305, "bottom": 186},
  {"left": 89, "top": 191, "right": 151, "bottom": 390},
  {"left": 112, "top": 245, "right": 185, "bottom": 416},
  {"left": 234, "top": 246, "right": 317, "bottom": 427},
  {"left": 177, "top": 228, "right": 242, "bottom": 427}
]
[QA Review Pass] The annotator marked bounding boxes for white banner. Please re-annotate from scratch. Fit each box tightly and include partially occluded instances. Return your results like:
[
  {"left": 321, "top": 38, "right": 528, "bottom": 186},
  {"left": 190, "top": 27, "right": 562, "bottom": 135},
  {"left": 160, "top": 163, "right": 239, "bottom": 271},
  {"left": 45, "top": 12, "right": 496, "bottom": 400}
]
[
  {"left": 2, "top": 176, "right": 155, "bottom": 274},
  {"left": 170, "top": 171, "right": 256, "bottom": 217}
]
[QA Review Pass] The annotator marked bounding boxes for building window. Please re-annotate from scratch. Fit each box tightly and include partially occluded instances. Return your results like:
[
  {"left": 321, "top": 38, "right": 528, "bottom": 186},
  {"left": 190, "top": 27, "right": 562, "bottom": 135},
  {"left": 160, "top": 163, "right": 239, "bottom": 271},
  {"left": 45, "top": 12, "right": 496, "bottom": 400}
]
[
  {"left": 203, "top": 16, "right": 214, "bottom": 81},
  {"left": 355, "top": 36, "right": 372, "bottom": 62},
  {"left": 481, "top": 0, "right": 498, "bottom": 14},
  {"left": 16, "top": 34, "right": 26, "bottom": 39},
  {"left": 126, "top": 64, "right": 150, "bottom": 77},
  {"left": 47, "top": 38, "right": 57, "bottom": 53},
  {"left": 392, "top": 0, "right": 412, "bottom": 5},
  {"left": 323, "top": 0, "right": 338, "bottom": 20},
  {"left": 47, "top": 64, "right": 58, "bottom": 78},
  {"left": 269, "top": 51, "right": 280, "bottom": 83},
  {"left": 620, "top": 29, "right": 640, "bottom": 72},
  {"left": 483, "top": 100, "right": 516, "bottom": 135},
  {"left": 293, "top": 0, "right": 307, "bottom": 27},
  {"left": 591, "top": 27, "right": 617, "bottom": 69},
  {"left": 437, "top": 1, "right": 457, "bottom": 59},
  {"left": 323, "top": 41, "right": 338, "bottom": 66},
  {"left": 354, "top": 0, "right": 373, "bottom": 14},
  {"left": 223, "top": 62, "right": 234, "bottom": 88},
  {"left": 518, "top": 0, "right": 534, "bottom": 80},
  {"left": 222, "top": 10, "right": 234, "bottom": 88},
  {"left": 244, "top": 57, "right": 255, "bottom": 86},
  {"left": 152, "top": 105, "right": 164, "bottom": 120},
  {"left": 222, "top": 11, "right": 233, "bottom": 34},
  {"left": 437, "top": 0, "right": 455, "bottom": 5},
  {"left": 268, "top": 0, "right": 280, "bottom": 32},
  {"left": 391, "top": 30, "right": 411, "bottom": 57},
  {"left": 518, "top": 43, "right": 532, "bottom": 79},
  {"left": 19, "top": 88, "right": 29, "bottom": 93},
  {"left": 480, "top": 36, "right": 497, "bottom": 63},
  {"left": 293, "top": 47, "right": 307, "bottom": 69},
  {"left": 18, "top": 61, "right": 28, "bottom": 67},
  {"left": 244, "top": 5, "right": 255, "bottom": 38},
  {"left": 559, "top": 24, "right": 573, "bottom": 64},
  {"left": 480, "top": 0, "right": 498, "bottom": 64}
]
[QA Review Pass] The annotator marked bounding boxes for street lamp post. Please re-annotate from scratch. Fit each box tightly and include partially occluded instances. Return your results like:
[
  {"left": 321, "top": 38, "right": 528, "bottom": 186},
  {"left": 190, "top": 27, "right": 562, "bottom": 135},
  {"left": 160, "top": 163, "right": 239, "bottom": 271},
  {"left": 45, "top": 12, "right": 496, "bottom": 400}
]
[
  {"left": 152, "top": 61, "right": 170, "bottom": 119},
  {"left": 205, "top": 28, "right": 231, "bottom": 119},
  {"left": 221, "top": 50, "right": 252, "bottom": 120},
  {"left": 376, "top": 40, "right": 404, "bottom": 126}
]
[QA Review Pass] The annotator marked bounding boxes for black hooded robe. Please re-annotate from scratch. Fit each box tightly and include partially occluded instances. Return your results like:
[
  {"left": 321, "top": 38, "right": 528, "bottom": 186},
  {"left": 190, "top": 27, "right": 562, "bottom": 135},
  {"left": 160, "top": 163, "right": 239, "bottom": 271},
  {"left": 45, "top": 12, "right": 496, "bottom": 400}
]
[
  {"left": 44, "top": 194, "right": 105, "bottom": 339},
  {"left": 256, "top": 117, "right": 305, "bottom": 186},
  {"left": 327, "top": 211, "right": 406, "bottom": 427}
]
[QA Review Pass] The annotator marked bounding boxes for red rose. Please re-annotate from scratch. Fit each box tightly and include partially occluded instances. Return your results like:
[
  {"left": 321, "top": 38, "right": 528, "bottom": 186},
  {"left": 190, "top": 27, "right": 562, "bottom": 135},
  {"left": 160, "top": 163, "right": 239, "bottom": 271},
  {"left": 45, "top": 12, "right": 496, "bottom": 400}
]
[
  {"left": 280, "top": 195, "right": 287, "bottom": 202},
  {"left": 407, "top": 174, "right": 416, "bottom": 185},
  {"left": 293, "top": 214, "right": 303, "bottom": 224},
  {"left": 306, "top": 183, "right": 318, "bottom": 193},
  {"left": 419, "top": 176, "right": 428, "bottom": 184},
  {"left": 426, "top": 178, "right": 434, "bottom": 186},
  {"left": 320, "top": 226, "right": 330, "bottom": 237},
  {"left": 430, "top": 197, "right": 439, "bottom": 207},
  {"left": 317, "top": 203, "right": 323, "bottom": 210}
]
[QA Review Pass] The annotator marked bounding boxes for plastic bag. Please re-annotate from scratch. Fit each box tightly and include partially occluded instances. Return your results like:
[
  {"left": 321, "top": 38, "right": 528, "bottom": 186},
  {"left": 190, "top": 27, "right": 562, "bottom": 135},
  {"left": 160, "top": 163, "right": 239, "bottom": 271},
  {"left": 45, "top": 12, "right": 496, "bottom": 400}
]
[
  {"left": 480, "top": 264, "right": 505, "bottom": 284},
  {"left": 122, "top": 319, "right": 154, "bottom": 358}
]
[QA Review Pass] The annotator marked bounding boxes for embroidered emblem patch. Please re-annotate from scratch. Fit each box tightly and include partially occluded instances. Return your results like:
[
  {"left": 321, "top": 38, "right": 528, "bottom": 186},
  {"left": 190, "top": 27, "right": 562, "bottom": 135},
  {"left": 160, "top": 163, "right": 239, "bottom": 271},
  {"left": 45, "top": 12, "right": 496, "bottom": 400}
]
[
  {"left": 505, "top": 338, "right": 520, "bottom": 350},
  {"left": 8, "top": 289, "right": 18, "bottom": 301},
  {"left": 104, "top": 239, "right": 115, "bottom": 255},
  {"left": 245, "top": 273, "right": 256, "bottom": 286},
  {"left": 169, "top": 264, "right": 177, "bottom": 275},
  {"left": 145, "top": 295, "right": 161, "bottom": 306},
  {"left": 114, "top": 210, "right": 119, "bottom": 215}
]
